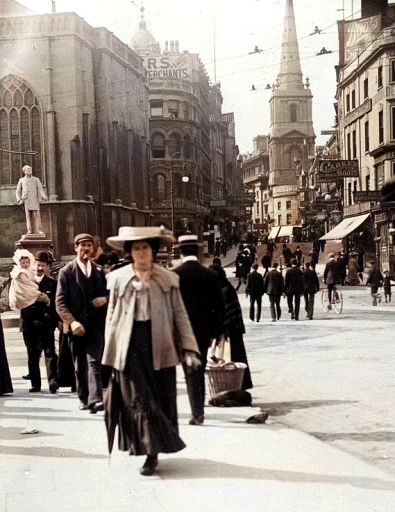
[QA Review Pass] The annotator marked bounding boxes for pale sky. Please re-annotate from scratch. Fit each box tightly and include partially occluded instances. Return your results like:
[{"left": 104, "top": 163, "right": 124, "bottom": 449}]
[{"left": 18, "top": 0, "right": 361, "bottom": 152}]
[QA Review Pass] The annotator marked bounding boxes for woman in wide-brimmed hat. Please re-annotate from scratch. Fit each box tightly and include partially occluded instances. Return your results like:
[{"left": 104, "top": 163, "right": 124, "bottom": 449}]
[{"left": 102, "top": 226, "right": 200, "bottom": 476}]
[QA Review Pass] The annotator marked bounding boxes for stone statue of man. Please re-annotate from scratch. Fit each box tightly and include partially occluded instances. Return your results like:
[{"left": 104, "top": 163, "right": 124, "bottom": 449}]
[{"left": 16, "top": 165, "right": 48, "bottom": 235}]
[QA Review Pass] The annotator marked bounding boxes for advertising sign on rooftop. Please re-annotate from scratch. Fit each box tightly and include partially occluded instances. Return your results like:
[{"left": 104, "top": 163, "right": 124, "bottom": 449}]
[{"left": 145, "top": 55, "right": 192, "bottom": 83}]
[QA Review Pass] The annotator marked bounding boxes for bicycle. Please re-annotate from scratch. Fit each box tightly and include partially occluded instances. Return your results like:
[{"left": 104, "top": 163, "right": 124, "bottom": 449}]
[{"left": 321, "top": 285, "right": 343, "bottom": 314}]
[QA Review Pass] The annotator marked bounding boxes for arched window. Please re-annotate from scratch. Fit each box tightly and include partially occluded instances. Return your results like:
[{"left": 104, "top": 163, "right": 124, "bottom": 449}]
[
  {"left": 154, "top": 173, "right": 166, "bottom": 201},
  {"left": 168, "top": 133, "right": 181, "bottom": 158},
  {"left": 184, "top": 135, "right": 192, "bottom": 159},
  {"left": 289, "top": 104, "right": 297, "bottom": 122},
  {"left": 0, "top": 76, "right": 43, "bottom": 186},
  {"left": 151, "top": 133, "right": 165, "bottom": 159}
]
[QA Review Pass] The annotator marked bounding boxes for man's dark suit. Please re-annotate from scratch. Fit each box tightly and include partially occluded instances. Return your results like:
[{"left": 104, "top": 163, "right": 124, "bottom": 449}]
[
  {"left": 56, "top": 261, "right": 107, "bottom": 408},
  {"left": 245, "top": 269, "right": 265, "bottom": 322},
  {"left": 285, "top": 266, "right": 304, "bottom": 320},
  {"left": 264, "top": 269, "right": 284, "bottom": 320},
  {"left": 303, "top": 268, "right": 320, "bottom": 320},
  {"left": 174, "top": 260, "right": 224, "bottom": 419},
  {"left": 21, "top": 275, "right": 59, "bottom": 391}
]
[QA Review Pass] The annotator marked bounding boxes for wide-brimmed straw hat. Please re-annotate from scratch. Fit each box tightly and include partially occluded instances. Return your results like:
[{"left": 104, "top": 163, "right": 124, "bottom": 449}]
[{"left": 106, "top": 226, "right": 174, "bottom": 251}]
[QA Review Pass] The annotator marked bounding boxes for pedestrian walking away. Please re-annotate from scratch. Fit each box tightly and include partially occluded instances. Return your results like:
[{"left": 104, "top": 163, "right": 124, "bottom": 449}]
[
  {"left": 323, "top": 252, "right": 340, "bottom": 309},
  {"left": 20, "top": 251, "right": 60, "bottom": 393},
  {"left": 103, "top": 226, "right": 200, "bottom": 476},
  {"left": 285, "top": 259, "right": 304, "bottom": 320},
  {"left": 234, "top": 250, "right": 247, "bottom": 290},
  {"left": 56, "top": 233, "right": 108, "bottom": 413},
  {"left": 308, "top": 249, "right": 318, "bottom": 271},
  {"left": 383, "top": 270, "right": 392, "bottom": 302},
  {"left": 210, "top": 264, "right": 253, "bottom": 390},
  {"left": 174, "top": 234, "right": 225, "bottom": 426},
  {"left": 366, "top": 261, "right": 384, "bottom": 306},
  {"left": 338, "top": 248, "right": 349, "bottom": 285},
  {"left": 294, "top": 245, "right": 303, "bottom": 267},
  {"left": 264, "top": 262, "right": 284, "bottom": 322},
  {"left": 282, "top": 243, "right": 292, "bottom": 269},
  {"left": 302, "top": 261, "right": 320, "bottom": 320},
  {"left": 260, "top": 252, "right": 271, "bottom": 277},
  {"left": 245, "top": 263, "right": 265, "bottom": 322}
]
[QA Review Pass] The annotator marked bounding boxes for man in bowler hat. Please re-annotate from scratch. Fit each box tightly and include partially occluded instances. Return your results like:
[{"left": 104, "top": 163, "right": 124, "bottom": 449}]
[
  {"left": 56, "top": 233, "right": 108, "bottom": 413},
  {"left": 174, "top": 234, "right": 225, "bottom": 425}
]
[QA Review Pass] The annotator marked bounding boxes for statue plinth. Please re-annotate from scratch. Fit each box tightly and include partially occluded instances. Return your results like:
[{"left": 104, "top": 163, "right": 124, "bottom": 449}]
[{"left": 15, "top": 233, "right": 53, "bottom": 255}]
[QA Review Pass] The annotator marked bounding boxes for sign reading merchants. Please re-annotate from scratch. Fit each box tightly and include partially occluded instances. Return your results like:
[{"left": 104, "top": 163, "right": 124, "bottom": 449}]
[
  {"left": 317, "top": 160, "right": 359, "bottom": 183},
  {"left": 145, "top": 55, "right": 192, "bottom": 82}
]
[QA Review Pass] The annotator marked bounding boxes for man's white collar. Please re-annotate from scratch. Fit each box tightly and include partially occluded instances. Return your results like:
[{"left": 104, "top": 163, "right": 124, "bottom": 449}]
[{"left": 182, "top": 255, "right": 198, "bottom": 262}]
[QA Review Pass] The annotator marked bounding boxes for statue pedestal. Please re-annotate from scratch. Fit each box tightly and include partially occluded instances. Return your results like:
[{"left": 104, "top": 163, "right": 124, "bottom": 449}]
[{"left": 15, "top": 233, "right": 53, "bottom": 256}]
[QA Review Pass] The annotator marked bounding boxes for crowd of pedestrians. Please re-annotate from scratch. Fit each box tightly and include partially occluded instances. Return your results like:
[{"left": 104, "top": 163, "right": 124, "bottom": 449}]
[
  {"left": 1, "top": 228, "right": 394, "bottom": 478},
  {"left": 0, "top": 227, "right": 255, "bottom": 477}
]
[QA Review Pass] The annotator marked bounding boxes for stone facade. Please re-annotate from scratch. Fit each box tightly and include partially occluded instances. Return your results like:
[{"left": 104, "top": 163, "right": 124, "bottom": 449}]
[
  {"left": 0, "top": 6, "right": 150, "bottom": 257},
  {"left": 241, "top": 136, "right": 270, "bottom": 232},
  {"left": 336, "top": 0, "right": 395, "bottom": 272},
  {"left": 131, "top": 12, "right": 215, "bottom": 238},
  {"left": 267, "top": 0, "right": 315, "bottom": 228}
]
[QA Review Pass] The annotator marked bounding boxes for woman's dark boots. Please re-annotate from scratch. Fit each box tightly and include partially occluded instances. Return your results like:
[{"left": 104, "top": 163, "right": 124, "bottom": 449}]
[{"left": 140, "top": 454, "right": 158, "bottom": 476}]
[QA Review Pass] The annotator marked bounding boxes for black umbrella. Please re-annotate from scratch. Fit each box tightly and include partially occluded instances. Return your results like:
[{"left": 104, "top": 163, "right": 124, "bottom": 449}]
[{"left": 103, "top": 372, "right": 123, "bottom": 454}]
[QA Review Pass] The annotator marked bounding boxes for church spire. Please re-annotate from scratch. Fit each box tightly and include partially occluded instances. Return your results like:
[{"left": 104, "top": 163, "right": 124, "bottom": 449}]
[{"left": 277, "top": 0, "right": 303, "bottom": 90}]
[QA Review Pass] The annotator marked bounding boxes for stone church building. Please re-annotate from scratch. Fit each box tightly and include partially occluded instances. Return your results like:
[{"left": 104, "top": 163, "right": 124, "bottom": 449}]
[{"left": 0, "top": 0, "right": 150, "bottom": 257}]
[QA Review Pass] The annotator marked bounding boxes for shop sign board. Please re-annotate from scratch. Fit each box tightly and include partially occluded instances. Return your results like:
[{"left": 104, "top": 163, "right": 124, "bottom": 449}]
[
  {"left": 354, "top": 190, "right": 381, "bottom": 202},
  {"left": 317, "top": 160, "right": 359, "bottom": 182}
]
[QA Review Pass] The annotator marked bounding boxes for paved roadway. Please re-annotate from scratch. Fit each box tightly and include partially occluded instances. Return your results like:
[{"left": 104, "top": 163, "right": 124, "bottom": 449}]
[
  {"left": 232, "top": 273, "right": 395, "bottom": 476},
  {"left": 1, "top": 254, "right": 395, "bottom": 511}
]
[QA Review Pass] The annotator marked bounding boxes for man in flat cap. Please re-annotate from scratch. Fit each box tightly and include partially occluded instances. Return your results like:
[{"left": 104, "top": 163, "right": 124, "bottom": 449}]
[
  {"left": 174, "top": 234, "right": 225, "bottom": 425},
  {"left": 20, "top": 251, "right": 59, "bottom": 393},
  {"left": 56, "top": 233, "right": 108, "bottom": 413}
]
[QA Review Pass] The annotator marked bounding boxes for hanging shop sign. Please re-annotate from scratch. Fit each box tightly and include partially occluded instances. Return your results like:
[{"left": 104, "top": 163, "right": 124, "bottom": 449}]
[
  {"left": 353, "top": 190, "right": 381, "bottom": 202},
  {"left": 317, "top": 160, "right": 359, "bottom": 182}
]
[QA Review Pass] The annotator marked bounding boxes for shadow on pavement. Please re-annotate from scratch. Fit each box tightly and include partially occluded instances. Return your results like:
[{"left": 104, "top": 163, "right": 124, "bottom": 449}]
[
  {"left": 0, "top": 444, "right": 108, "bottom": 459},
  {"left": 159, "top": 457, "right": 395, "bottom": 490},
  {"left": 310, "top": 431, "right": 395, "bottom": 442},
  {"left": 254, "top": 399, "right": 357, "bottom": 417}
]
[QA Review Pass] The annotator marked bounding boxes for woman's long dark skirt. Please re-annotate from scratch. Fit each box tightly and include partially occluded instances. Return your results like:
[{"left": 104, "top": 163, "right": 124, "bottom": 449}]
[
  {"left": 116, "top": 321, "right": 185, "bottom": 456},
  {"left": 0, "top": 318, "right": 13, "bottom": 395}
]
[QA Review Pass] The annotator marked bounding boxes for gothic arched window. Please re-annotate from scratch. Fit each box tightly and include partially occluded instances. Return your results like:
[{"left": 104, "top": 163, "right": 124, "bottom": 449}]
[{"left": 0, "top": 76, "right": 43, "bottom": 186}]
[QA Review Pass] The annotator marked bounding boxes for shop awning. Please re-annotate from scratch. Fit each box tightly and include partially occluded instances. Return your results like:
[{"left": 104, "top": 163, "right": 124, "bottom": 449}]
[
  {"left": 278, "top": 225, "right": 295, "bottom": 238},
  {"left": 319, "top": 213, "right": 370, "bottom": 241},
  {"left": 268, "top": 226, "right": 281, "bottom": 239}
]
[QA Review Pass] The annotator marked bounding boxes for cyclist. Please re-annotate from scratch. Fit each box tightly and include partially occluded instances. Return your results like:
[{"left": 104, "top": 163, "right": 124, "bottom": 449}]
[{"left": 323, "top": 252, "right": 340, "bottom": 309}]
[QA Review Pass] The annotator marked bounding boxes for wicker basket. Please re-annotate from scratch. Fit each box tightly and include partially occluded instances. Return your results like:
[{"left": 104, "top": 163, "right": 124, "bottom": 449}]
[{"left": 206, "top": 362, "right": 247, "bottom": 397}]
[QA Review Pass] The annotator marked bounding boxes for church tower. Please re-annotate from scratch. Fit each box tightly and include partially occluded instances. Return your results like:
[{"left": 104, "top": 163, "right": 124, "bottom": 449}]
[{"left": 268, "top": 0, "right": 315, "bottom": 227}]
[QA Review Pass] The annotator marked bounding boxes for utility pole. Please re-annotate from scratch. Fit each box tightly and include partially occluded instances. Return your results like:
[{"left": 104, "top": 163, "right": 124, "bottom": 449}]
[{"left": 51, "top": 1, "right": 56, "bottom": 13}]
